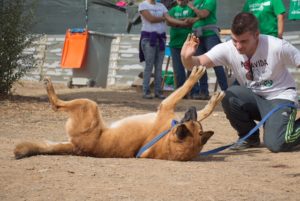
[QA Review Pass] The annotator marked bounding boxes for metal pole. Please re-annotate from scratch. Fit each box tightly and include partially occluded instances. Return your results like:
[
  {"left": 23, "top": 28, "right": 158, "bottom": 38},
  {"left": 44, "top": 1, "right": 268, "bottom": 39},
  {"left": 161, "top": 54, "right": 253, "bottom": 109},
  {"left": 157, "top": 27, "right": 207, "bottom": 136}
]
[
  {"left": 0, "top": 0, "right": 3, "bottom": 15},
  {"left": 85, "top": 0, "right": 88, "bottom": 29}
]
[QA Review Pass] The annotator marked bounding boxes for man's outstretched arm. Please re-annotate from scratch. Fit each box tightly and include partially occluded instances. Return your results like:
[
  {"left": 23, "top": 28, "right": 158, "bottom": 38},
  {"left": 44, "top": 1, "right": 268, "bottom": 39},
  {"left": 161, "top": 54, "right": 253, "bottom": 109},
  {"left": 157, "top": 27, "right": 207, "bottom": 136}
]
[{"left": 181, "top": 34, "right": 215, "bottom": 70}]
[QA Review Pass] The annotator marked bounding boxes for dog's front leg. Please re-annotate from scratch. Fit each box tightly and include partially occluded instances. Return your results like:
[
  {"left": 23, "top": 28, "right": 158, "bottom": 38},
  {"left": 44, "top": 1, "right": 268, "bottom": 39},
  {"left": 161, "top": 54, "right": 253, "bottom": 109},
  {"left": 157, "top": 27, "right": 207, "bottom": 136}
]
[
  {"left": 160, "top": 66, "right": 206, "bottom": 110},
  {"left": 197, "top": 91, "right": 225, "bottom": 122},
  {"left": 14, "top": 141, "right": 75, "bottom": 159}
]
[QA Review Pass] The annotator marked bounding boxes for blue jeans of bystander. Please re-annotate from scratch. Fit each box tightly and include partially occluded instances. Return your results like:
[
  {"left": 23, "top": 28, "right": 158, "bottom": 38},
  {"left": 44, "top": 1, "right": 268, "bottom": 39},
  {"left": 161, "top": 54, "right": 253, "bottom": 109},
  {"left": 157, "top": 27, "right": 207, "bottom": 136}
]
[
  {"left": 141, "top": 38, "right": 165, "bottom": 96},
  {"left": 170, "top": 47, "right": 186, "bottom": 89}
]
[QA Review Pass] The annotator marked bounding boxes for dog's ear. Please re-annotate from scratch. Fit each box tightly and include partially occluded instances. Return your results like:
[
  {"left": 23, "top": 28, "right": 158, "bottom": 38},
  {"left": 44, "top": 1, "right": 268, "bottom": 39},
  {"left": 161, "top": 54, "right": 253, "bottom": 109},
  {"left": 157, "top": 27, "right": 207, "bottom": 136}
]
[
  {"left": 175, "top": 124, "right": 191, "bottom": 140},
  {"left": 200, "top": 131, "right": 214, "bottom": 145}
]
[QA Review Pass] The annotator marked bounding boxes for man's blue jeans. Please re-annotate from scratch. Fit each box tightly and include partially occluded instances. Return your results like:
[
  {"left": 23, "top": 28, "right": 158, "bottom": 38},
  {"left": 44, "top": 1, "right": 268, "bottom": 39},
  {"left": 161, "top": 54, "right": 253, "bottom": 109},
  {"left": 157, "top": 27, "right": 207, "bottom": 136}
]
[
  {"left": 191, "top": 34, "right": 228, "bottom": 96},
  {"left": 170, "top": 47, "right": 186, "bottom": 89},
  {"left": 141, "top": 38, "right": 165, "bottom": 96}
]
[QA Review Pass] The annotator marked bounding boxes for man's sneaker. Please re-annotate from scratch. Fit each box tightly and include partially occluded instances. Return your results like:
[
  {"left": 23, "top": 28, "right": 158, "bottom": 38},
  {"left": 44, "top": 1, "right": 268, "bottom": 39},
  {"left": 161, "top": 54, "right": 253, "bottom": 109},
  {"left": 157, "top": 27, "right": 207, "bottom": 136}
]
[
  {"left": 142, "top": 94, "right": 153, "bottom": 99},
  {"left": 230, "top": 138, "right": 260, "bottom": 150}
]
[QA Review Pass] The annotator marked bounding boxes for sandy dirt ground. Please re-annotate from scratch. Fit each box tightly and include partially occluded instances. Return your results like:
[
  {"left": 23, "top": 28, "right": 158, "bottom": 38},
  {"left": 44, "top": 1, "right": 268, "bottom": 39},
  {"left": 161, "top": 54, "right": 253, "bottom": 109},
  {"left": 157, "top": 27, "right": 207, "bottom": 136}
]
[{"left": 1, "top": 80, "right": 300, "bottom": 201}]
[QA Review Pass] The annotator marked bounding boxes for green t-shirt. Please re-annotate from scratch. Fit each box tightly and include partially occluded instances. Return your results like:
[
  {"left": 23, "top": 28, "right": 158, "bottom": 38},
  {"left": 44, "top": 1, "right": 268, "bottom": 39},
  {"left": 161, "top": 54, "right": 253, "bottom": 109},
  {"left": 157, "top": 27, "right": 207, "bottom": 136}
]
[
  {"left": 288, "top": 0, "right": 300, "bottom": 20},
  {"left": 192, "top": 0, "right": 218, "bottom": 37},
  {"left": 168, "top": 5, "right": 195, "bottom": 48},
  {"left": 243, "top": 0, "right": 286, "bottom": 37}
]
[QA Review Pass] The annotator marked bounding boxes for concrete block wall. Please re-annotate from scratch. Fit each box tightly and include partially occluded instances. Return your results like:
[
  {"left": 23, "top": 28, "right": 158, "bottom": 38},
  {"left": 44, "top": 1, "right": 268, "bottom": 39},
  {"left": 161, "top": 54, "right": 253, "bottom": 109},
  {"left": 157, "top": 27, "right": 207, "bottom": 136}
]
[
  {"left": 23, "top": 34, "right": 72, "bottom": 83},
  {"left": 108, "top": 34, "right": 143, "bottom": 86}
]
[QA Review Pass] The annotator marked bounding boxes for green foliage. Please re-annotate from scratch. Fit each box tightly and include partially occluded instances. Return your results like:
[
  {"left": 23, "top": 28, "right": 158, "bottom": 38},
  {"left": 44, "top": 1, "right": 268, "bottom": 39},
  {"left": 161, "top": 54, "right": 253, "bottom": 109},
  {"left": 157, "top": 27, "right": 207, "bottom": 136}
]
[{"left": 0, "top": 0, "right": 37, "bottom": 97}]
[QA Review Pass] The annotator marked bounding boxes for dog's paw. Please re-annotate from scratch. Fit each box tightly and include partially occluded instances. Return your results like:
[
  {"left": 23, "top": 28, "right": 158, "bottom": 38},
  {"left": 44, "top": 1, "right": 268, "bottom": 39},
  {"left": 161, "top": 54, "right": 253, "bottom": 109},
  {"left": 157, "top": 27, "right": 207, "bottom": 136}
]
[
  {"left": 43, "top": 77, "right": 52, "bottom": 88},
  {"left": 14, "top": 142, "right": 34, "bottom": 159},
  {"left": 190, "top": 66, "right": 206, "bottom": 80},
  {"left": 209, "top": 91, "right": 225, "bottom": 104}
]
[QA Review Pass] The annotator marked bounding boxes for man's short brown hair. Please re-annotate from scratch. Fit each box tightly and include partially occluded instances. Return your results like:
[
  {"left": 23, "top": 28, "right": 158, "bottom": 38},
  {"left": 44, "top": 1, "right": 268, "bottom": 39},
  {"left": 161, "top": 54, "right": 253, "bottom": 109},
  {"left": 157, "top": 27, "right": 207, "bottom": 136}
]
[{"left": 231, "top": 12, "right": 259, "bottom": 35}]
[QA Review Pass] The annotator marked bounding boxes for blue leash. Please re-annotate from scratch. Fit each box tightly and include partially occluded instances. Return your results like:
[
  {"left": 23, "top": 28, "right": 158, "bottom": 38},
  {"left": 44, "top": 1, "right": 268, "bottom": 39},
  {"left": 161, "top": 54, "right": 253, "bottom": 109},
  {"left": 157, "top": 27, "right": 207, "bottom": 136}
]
[
  {"left": 200, "top": 103, "right": 297, "bottom": 156},
  {"left": 136, "top": 120, "right": 178, "bottom": 158},
  {"left": 136, "top": 103, "right": 297, "bottom": 158}
]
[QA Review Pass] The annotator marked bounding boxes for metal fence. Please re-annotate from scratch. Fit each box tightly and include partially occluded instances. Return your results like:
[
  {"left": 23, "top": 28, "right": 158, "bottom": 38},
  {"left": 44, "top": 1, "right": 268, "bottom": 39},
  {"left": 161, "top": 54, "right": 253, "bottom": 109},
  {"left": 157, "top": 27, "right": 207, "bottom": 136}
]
[{"left": 29, "top": 0, "right": 300, "bottom": 34}]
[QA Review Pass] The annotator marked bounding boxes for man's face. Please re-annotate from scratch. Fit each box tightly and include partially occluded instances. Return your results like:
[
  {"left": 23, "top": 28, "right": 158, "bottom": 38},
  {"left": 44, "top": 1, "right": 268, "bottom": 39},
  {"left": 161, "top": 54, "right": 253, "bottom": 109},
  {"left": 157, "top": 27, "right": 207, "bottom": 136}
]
[
  {"left": 231, "top": 31, "right": 259, "bottom": 56},
  {"left": 177, "top": 0, "right": 188, "bottom": 6}
]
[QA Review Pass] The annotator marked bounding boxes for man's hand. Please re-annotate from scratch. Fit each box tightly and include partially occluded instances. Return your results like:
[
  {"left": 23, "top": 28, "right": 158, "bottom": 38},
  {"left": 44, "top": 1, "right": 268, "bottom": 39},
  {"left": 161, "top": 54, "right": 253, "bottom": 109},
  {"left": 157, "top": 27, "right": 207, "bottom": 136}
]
[
  {"left": 181, "top": 34, "right": 199, "bottom": 59},
  {"left": 181, "top": 34, "right": 200, "bottom": 70}
]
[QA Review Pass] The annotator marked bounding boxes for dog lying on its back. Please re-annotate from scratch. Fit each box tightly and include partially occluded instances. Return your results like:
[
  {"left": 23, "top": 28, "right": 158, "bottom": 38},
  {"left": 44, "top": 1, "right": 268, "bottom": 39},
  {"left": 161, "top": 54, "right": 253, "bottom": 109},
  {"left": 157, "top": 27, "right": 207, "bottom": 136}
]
[{"left": 14, "top": 66, "right": 224, "bottom": 161}]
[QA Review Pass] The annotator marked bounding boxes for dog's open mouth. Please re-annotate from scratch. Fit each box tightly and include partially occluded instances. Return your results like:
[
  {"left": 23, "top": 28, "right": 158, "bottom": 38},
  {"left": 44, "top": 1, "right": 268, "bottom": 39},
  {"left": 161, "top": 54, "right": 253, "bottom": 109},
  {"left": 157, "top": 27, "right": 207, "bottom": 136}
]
[{"left": 180, "top": 106, "right": 197, "bottom": 123}]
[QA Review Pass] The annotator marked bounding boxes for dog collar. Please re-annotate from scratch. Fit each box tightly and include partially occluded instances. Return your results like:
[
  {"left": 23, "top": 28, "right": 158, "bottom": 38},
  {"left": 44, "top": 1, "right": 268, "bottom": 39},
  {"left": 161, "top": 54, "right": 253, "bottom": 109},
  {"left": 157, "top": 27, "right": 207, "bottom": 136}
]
[{"left": 136, "top": 120, "right": 178, "bottom": 158}]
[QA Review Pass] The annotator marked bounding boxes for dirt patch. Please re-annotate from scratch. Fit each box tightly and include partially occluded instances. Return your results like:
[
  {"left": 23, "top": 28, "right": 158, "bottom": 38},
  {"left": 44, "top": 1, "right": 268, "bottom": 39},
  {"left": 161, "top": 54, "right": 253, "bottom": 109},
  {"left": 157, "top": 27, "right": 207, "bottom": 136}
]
[{"left": 1, "top": 81, "right": 300, "bottom": 201}]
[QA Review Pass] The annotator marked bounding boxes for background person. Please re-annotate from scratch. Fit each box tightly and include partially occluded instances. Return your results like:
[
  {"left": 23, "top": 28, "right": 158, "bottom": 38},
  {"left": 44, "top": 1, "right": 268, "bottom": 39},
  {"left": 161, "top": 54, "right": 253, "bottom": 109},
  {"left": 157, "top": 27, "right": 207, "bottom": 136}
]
[
  {"left": 187, "top": 0, "right": 228, "bottom": 100},
  {"left": 139, "top": 0, "right": 188, "bottom": 99},
  {"left": 243, "top": 0, "right": 286, "bottom": 39},
  {"left": 288, "top": 0, "right": 300, "bottom": 20},
  {"left": 167, "top": 0, "right": 198, "bottom": 91},
  {"left": 181, "top": 12, "right": 300, "bottom": 152}
]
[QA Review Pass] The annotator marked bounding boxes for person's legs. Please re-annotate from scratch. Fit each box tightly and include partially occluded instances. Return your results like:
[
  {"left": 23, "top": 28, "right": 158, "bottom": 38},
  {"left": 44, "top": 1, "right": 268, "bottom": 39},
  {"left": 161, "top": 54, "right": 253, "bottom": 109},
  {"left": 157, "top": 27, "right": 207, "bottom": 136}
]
[
  {"left": 222, "top": 85, "right": 261, "bottom": 145},
  {"left": 197, "top": 71, "right": 209, "bottom": 96},
  {"left": 170, "top": 47, "right": 186, "bottom": 89},
  {"left": 257, "top": 98, "right": 300, "bottom": 152},
  {"left": 195, "top": 39, "right": 208, "bottom": 97},
  {"left": 213, "top": 66, "right": 228, "bottom": 91},
  {"left": 153, "top": 42, "right": 165, "bottom": 98},
  {"left": 223, "top": 86, "right": 300, "bottom": 151},
  {"left": 186, "top": 44, "right": 201, "bottom": 99},
  {"left": 141, "top": 38, "right": 155, "bottom": 98},
  {"left": 187, "top": 38, "right": 207, "bottom": 99},
  {"left": 205, "top": 35, "right": 228, "bottom": 91},
  {"left": 186, "top": 70, "right": 200, "bottom": 99}
]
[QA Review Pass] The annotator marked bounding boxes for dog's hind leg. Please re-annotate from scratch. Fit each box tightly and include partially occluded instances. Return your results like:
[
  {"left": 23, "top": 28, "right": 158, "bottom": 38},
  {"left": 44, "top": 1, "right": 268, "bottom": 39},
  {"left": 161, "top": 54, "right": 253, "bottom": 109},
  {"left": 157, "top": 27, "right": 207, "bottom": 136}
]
[
  {"left": 14, "top": 141, "right": 75, "bottom": 159},
  {"left": 43, "top": 77, "right": 91, "bottom": 111},
  {"left": 159, "top": 66, "right": 206, "bottom": 111},
  {"left": 197, "top": 91, "right": 225, "bottom": 122},
  {"left": 43, "top": 77, "right": 64, "bottom": 111},
  {"left": 43, "top": 77, "right": 90, "bottom": 113},
  {"left": 43, "top": 77, "right": 106, "bottom": 134},
  {"left": 44, "top": 77, "right": 99, "bottom": 112}
]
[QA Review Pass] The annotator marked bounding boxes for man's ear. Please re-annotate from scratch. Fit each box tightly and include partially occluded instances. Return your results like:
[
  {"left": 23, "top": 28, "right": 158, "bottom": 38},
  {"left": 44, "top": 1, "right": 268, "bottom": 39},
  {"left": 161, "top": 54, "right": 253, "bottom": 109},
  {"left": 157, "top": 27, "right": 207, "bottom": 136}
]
[
  {"left": 175, "top": 124, "right": 190, "bottom": 140},
  {"left": 201, "top": 131, "right": 214, "bottom": 145},
  {"left": 254, "top": 30, "right": 260, "bottom": 39}
]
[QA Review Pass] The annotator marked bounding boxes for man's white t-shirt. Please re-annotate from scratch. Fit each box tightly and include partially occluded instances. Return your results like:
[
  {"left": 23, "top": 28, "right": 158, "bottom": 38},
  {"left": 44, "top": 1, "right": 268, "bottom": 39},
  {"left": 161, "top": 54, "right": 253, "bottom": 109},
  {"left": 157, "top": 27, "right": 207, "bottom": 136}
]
[
  {"left": 138, "top": 1, "right": 168, "bottom": 34},
  {"left": 205, "top": 35, "right": 300, "bottom": 103}
]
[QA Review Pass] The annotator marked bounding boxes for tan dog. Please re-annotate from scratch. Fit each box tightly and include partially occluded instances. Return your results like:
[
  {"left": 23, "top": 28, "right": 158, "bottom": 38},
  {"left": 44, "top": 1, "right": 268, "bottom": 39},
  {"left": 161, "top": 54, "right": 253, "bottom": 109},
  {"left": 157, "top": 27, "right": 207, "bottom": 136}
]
[{"left": 14, "top": 66, "right": 224, "bottom": 161}]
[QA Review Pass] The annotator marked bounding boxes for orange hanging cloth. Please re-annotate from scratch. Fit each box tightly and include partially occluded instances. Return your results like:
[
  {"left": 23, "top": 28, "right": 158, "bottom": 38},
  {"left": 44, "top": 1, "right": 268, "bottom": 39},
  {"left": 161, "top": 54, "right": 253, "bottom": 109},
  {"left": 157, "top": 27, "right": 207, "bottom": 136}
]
[{"left": 61, "top": 28, "right": 89, "bottom": 68}]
